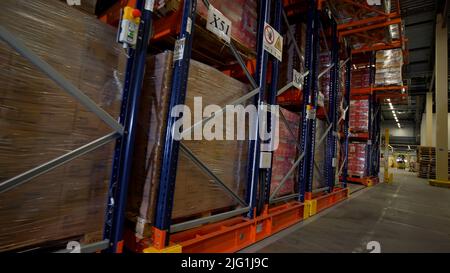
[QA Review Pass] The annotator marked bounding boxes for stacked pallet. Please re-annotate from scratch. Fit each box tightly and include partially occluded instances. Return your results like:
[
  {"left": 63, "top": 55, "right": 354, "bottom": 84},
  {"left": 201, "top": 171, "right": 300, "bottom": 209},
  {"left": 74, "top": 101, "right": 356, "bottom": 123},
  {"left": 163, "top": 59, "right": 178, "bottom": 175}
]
[
  {"left": 0, "top": 0, "right": 123, "bottom": 252},
  {"left": 417, "top": 147, "right": 450, "bottom": 179}
]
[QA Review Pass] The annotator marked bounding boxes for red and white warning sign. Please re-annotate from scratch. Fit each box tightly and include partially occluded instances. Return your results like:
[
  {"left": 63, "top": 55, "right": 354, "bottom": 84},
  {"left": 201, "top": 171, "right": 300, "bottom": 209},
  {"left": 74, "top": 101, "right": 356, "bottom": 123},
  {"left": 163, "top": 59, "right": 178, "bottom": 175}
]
[{"left": 263, "top": 23, "right": 283, "bottom": 61}]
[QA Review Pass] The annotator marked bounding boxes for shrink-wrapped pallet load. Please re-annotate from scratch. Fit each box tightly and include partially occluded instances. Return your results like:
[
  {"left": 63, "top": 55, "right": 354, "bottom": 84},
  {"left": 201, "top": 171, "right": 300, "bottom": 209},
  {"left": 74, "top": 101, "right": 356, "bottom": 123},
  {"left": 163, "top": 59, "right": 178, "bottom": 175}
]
[
  {"left": 375, "top": 48, "right": 403, "bottom": 86},
  {"left": 0, "top": 0, "right": 123, "bottom": 251},
  {"left": 126, "top": 51, "right": 251, "bottom": 241},
  {"left": 270, "top": 108, "right": 300, "bottom": 197},
  {"left": 348, "top": 143, "right": 368, "bottom": 177},
  {"left": 349, "top": 98, "right": 370, "bottom": 132}
]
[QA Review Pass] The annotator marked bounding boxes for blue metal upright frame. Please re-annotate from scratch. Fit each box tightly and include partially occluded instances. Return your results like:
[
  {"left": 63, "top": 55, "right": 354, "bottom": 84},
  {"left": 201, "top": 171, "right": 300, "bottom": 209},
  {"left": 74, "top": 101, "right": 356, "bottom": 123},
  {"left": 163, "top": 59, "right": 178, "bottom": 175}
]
[
  {"left": 149, "top": 0, "right": 273, "bottom": 247},
  {"left": 261, "top": 0, "right": 283, "bottom": 207},
  {"left": 325, "top": 18, "right": 339, "bottom": 193},
  {"left": 298, "top": 0, "right": 319, "bottom": 202},
  {"left": 153, "top": 0, "right": 197, "bottom": 238},
  {"left": 104, "top": 0, "right": 154, "bottom": 252},
  {"left": 247, "top": 0, "right": 271, "bottom": 218},
  {"left": 341, "top": 47, "right": 352, "bottom": 188}
]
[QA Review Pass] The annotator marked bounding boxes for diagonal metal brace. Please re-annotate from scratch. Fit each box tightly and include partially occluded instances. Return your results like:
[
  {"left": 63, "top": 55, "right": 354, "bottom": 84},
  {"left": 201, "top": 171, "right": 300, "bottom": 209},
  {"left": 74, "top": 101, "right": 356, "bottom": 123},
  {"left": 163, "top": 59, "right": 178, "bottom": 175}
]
[
  {"left": 0, "top": 132, "right": 120, "bottom": 193},
  {"left": 179, "top": 142, "right": 247, "bottom": 207},
  {"left": 0, "top": 26, "right": 124, "bottom": 135}
]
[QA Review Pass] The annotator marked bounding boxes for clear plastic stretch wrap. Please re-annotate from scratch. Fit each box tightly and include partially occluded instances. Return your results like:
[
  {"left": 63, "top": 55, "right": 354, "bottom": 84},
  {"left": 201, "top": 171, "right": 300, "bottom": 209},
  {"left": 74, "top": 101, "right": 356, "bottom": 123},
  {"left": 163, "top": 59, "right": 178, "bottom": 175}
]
[
  {"left": 319, "top": 53, "right": 331, "bottom": 107},
  {"left": 349, "top": 99, "right": 370, "bottom": 132},
  {"left": 348, "top": 143, "right": 367, "bottom": 177},
  {"left": 126, "top": 51, "right": 251, "bottom": 240},
  {"left": 313, "top": 119, "right": 327, "bottom": 189},
  {"left": 270, "top": 108, "right": 300, "bottom": 197},
  {"left": 375, "top": 48, "right": 403, "bottom": 86},
  {"left": 0, "top": 0, "right": 123, "bottom": 251}
]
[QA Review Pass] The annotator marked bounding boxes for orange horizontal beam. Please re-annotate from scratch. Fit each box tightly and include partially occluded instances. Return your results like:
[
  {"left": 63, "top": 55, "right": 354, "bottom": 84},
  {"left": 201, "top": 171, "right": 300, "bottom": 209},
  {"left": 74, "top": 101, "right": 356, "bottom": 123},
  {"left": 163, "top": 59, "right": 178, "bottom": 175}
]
[
  {"left": 341, "top": 0, "right": 389, "bottom": 17},
  {"left": 372, "top": 86, "right": 408, "bottom": 92},
  {"left": 351, "top": 41, "right": 402, "bottom": 54},
  {"left": 338, "top": 13, "right": 400, "bottom": 31},
  {"left": 340, "top": 18, "right": 401, "bottom": 37}
]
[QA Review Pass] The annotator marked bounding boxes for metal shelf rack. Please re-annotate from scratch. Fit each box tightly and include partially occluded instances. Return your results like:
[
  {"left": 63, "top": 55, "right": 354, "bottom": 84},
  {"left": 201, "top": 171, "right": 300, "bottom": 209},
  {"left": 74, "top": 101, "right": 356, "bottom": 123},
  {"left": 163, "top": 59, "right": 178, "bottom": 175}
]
[
  {"left": 137, "top": 0, "right": 350, "bottom": 253},
  {"left": 0, "top": 0, "right": 356, "bottom": 254}
]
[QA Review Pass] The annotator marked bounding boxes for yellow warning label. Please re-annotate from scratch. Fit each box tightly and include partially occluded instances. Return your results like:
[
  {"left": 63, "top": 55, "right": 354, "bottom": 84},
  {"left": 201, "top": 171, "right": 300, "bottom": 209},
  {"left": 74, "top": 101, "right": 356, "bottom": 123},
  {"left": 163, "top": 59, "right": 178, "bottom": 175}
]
[{"left": 275, "top": 37, "right": 282, "bottom": 52}]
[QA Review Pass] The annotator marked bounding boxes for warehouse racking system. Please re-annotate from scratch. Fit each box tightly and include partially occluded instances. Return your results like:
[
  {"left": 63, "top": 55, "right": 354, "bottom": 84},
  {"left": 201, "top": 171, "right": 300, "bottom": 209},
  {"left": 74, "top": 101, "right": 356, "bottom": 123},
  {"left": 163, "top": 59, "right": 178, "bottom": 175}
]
[{"left": 0, "top": 0, "right": 409, "bottom": 253}]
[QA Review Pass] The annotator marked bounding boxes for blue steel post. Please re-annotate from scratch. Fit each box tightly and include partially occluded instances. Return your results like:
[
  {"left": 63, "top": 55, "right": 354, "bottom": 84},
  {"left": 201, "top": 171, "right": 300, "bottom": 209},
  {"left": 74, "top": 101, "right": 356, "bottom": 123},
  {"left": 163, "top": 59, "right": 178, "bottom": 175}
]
[
  {"left": 261, "top": 0, "right": 282, "bottom": 207},
  {"left": 247, "top": 0, "right": 271, "bottom": 218},
  {"left": 342, "top": 47, "right": 351, "bottom": 188},
  {"left": 153, "top": 0, "right": 196, "bottom": 243},
  {"left": 104, "top": 0, "right": 153, "bottom": 253},
  {"left": 366, "top": 94, "right": 373, "bottom": 177},
  {"left": 325, "top": 18, "right": 339, "bottom": 192},
  {"left": 298, "top": 0, "right": 319, "bottom": 202},
  {"left": 297, "top": 0, "right": 318, "bottom": 202}
]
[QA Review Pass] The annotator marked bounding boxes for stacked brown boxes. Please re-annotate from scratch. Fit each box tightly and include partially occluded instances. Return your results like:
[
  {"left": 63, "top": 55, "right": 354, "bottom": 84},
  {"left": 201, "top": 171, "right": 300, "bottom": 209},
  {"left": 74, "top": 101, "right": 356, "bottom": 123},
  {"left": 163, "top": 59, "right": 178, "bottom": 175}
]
[
  {"left": 375, "top": 48, "right": 403, "bottom": 86},
  {"left": 351, "top": 64, "right": 371, "bottom": 89},
  {"left": 270, "top": 108, "right": 300, "bottom": 197},
  {"left": 417, "top": 147, "right": 450, "bottom": 179},
  {"left": 0, "top": 0, "right": 123, "bottom": 251},
  {"left": 126, "top": 51, "right": 250, "bottom": 241}
]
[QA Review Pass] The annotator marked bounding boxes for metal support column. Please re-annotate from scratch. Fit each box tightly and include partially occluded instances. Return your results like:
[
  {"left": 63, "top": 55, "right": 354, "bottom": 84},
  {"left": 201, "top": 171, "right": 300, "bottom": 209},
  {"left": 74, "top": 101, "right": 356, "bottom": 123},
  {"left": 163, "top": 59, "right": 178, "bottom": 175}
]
[
  {"left": 341, "top": 47, "right": 351, "bottom": 188},
  {"left": 247, "top": 0, "right": 271, "bottom": 218},
  {"left": 298, "top": 0, "right": 319, "bottom": 202},
  {"left": 325, "top": 19, "right": 339, "bottom": 192},
  {"left": 153, "top": 0, "right": 196, "bottom": 247},
  {"left": 261, "top": 0, "right": 282, "bottom": 208},
  {"left": 103, "top": 0, "right": 154, "bottom": 253}
]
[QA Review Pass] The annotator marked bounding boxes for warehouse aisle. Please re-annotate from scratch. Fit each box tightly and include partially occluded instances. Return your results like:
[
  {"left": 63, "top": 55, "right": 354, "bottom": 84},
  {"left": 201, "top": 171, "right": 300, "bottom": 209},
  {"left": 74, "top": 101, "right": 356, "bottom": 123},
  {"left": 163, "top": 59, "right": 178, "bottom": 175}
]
[{"left": 242, "top": 169, "right": 450, "bottom": 253}]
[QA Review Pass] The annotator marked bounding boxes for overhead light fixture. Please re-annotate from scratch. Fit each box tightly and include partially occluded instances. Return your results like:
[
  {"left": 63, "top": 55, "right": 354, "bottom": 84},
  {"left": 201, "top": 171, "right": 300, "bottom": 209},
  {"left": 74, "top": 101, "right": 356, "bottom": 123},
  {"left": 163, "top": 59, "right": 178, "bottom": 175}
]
[
  {"left": 408, "top": 145, "right": 411, "bottom": 150},
  {"left": 402, "top": 87, "right": 406, "bottom": 93},
  {"left": 387, "top": 98, "right": 391, "bottom": 102},
  {"left": 397, "top": 123, "right": 401, "bottom": 128},
  {"left": 389, "top": 103, "right": 394, "bottom": 109},
  {"left": 392, "top": 110, "right": 395, "bottom": 114}
]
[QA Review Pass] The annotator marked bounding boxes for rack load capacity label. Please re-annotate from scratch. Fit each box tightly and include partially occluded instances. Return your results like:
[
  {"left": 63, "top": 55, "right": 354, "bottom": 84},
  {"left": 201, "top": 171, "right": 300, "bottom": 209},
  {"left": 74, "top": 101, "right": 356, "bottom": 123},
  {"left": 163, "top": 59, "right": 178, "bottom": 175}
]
[
  {"left": 173, "top": 38, "right": 185, "bottom": 62},
  {"left": 263, "top": 23, "right": 283, "bottom": 61},
  {"left": 206, "top": 5, "right": 231, "bottom": 43}
]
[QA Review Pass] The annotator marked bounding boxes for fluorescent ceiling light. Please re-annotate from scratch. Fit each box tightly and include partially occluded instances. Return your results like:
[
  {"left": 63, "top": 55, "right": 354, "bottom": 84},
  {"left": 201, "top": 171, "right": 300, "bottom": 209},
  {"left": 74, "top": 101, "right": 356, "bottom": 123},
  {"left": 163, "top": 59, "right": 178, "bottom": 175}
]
[
  {"left": 387, "top": 98, "right": 391, "bottom": 102},
  {"left": 391, "top": 110, "right": 395, "bottom": 114},
  {"left": 389, "top": 103, "right": 394, "bottom": 109},
  {"left": 397, "top": 123, "right": 401, "bottom": 128}
]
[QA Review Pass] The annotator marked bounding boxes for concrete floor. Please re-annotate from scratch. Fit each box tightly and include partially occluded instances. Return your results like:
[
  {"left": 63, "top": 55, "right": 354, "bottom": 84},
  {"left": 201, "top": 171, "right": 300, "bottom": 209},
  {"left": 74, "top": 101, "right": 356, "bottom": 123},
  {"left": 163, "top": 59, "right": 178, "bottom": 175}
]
[{"left": 242, "top": 169, "right": 450, "bottom": 253}]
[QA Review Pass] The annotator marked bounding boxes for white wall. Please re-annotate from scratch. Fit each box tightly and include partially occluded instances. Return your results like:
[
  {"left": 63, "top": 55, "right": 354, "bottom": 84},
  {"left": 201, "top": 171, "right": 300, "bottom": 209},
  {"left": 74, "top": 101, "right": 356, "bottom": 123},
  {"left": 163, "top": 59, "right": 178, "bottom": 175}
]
[
  {"left": 381, "top": 123, "right": 414, "bottom": 137},
  {"left": 420, "top": 113, "right": 450, "bottom": 147}
]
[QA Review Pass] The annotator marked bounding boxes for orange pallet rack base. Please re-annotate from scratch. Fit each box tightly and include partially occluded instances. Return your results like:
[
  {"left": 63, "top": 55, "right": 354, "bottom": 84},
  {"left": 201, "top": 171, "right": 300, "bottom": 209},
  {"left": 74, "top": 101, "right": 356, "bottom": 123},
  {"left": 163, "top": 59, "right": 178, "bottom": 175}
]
[
  {"left": 139, "top": 187, "right": 348, "bottom": 253},
  {"left": 347, "top": 176, "right": 379, "bottom": 187}
]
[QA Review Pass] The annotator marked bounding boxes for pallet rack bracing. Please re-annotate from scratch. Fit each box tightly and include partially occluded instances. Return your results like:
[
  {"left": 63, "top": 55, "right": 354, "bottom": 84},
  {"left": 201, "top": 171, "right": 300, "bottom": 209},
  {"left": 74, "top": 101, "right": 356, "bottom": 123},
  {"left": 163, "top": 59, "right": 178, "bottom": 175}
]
[
  {"left": 120, "top": 0, "right": 351, "bottom": 253},
  {"left": 0, "top": 0, "right": 155, "bottom": 253},
  {"left": 0, "top": 0, "right": 350, "bottom": 253}
]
